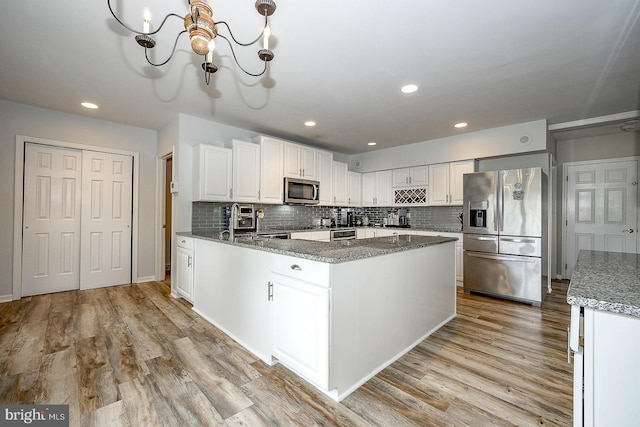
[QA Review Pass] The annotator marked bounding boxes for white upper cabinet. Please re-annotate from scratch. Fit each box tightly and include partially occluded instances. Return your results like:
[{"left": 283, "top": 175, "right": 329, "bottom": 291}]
[
  {"left": 392, "top": 166, "right": 428, "bottom": 188},
  {"left": 450, "top": 160, "right": 475, "bottom": 204},
  {"left": 428, "top": 163, "right": 450, "bottom": 205},
  {"left": 348, "top": 171, "right": 362, "bottom": 206},
  {"left": 429, "top": 160, "right": 475, "bottom": 205},
  {"left": 284, "top": 142, "right": 317, "bottom": 180},
  {"left": 362, "top": 171, "right": 392, "bottom": 206},
  {"left": 257, "top": 136, "right": 284, "bottom": 204},
  {"left": 193, "top": 144, "right": 232, "bottom": 202},
  {"left": 316, "top": 150, "right": 333, "bottom": 205},
  {"left": 332, "top": 161, "right": 348, "bottom": 205},
  {"left": 232, "top": 139, "right": 260, "bottom": 203}
]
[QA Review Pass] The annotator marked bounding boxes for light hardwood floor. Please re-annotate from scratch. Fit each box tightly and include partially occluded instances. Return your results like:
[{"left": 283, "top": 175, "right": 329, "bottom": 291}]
[{"left": 0, "top": 279, "right": 573, "bottom": 426}]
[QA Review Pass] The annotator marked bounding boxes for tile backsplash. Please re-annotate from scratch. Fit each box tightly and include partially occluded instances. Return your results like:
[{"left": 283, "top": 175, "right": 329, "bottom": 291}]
[{"left": 192, "top": 202, "right": 463, "bottom": 233}]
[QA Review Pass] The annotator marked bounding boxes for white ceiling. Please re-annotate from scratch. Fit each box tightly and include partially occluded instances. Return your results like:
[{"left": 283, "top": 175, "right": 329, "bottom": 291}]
[{"left": 1, "top": 0, "right": 639, "bottom": 154}]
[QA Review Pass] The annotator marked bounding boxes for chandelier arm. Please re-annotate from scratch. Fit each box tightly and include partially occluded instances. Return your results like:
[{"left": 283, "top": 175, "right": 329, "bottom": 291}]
[
  {"left": 215, "top": 15, "right": 268, "bottom": 47},
  {"left": 216, "top": 34, "right": 267, "bottom": 77},
  {"left": 107, "top": 0, "right": 183, "bottom": 36},
  {"left": 144, "top": 30, "right": 188, "bottom": 66}
]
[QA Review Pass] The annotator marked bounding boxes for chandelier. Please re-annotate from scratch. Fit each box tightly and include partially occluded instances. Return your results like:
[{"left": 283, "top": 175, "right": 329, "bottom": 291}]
[{"left": 107, "top": 0, "right": 276, "bottom": 85}]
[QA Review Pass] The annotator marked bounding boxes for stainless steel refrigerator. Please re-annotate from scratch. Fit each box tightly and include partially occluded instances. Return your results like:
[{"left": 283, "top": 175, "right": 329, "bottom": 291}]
[{"left": 463, "top": 167, "right": 546, "bottom": 306}]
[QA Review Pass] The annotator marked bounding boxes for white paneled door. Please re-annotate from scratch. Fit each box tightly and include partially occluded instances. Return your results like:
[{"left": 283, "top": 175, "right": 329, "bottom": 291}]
[
  {"left": 80, "top": 151, "right": 132, "bottom": 289},
  {"left": 22, "top": 144, "right": 82, "bottom": 296},
  {"left": 22, "top": 144, "right": 133, "bottom": 296},
  {"left": 565, "top": 160, "right": 638, "bottom": 278}
]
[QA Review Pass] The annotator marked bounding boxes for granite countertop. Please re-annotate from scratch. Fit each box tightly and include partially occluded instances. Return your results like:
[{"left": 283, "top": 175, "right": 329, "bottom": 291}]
[
  {"left": 178, "top": 231, "right": 457, "bottom": 264},
  {"left": 195, "top": 226, "right": 463, "bottom": 235},
  {"left": 567, "top": 250, "right": 640, "bottom": 317}
]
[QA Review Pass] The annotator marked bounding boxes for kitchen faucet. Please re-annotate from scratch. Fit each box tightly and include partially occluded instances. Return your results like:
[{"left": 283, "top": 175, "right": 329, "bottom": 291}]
[{"left": 228, "top": 203, "right": 239, "bottom": 241}]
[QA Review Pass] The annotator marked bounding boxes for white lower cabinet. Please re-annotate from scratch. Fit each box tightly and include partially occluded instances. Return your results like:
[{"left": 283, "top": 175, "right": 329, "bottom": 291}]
[
  {"left": 175, "top": 237, "right": 194, "bottom": 302},
  {"left": 271, "top": 273, "right": 330, "bottom": 389},
  {"left": 192, "top": 240, "right": 274, "bottom": 364},
  {"left": 455, "top": 241, "right": 464, "bottom": 282},
  {"left": 571, "top": 307, "right": 640, "bottom": 426}
]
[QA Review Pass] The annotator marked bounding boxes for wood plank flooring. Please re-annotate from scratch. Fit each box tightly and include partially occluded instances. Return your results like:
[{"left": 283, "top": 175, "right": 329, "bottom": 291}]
[{"left": 0, "top": 279, "right": 573, "bottom": 426}]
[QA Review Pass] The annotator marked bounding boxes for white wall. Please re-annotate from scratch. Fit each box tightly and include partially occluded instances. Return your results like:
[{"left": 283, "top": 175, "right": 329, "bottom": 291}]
[
  {"left": 173, "top": 114, "right": 260, "bottom": 232},
  {"left": 0, "top": 99, "right": 158, "bottom": 298},
  {"left": 349, "top": 119, "right": 547, "bottom": 172}
]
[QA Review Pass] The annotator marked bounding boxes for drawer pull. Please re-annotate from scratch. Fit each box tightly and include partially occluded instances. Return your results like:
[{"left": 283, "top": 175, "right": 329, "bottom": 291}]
[
  {"left": 181, "top": 239, "right": 186, "bottom": 244},
  {"left": 290, "top": 264, "right": 302, "bottom": 271}
]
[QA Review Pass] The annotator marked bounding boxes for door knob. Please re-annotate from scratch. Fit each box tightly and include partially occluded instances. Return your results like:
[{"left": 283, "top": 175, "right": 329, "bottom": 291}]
[{"left": 623, "top": 228, "right": 635, "bottom": 233}]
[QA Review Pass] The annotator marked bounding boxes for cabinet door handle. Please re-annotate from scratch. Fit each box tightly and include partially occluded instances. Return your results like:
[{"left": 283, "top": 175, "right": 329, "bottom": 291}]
[
  {"left": 268, "top": 281, "right": 273, "bottom": 301},
  {"left": 187, "top": 255, "right": 192, "bottom": 267},
  {"left": 290, "top": 264, "right": 302, "bottom": 271}
]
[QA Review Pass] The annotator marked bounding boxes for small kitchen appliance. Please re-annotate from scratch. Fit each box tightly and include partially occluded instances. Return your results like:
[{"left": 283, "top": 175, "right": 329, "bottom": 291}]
[
  {"left": 284, "top": 177, "right": 320, "bottom": 204},
  {"left": 232, "top": 205, "right": 256, "bottom": 231}
]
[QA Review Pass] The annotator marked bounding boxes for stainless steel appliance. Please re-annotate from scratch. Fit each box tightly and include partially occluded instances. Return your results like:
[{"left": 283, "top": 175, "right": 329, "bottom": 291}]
[
  {"left": 256, "top": 232, "right": 290, "bottom": 239},
  {"left": 463, "top": 168, "right": 546, "bottom": 306},
  {"left": 233, "top": 205, "right": 256, "bottom": 230},
  {"left": 284, "top": 177, "right": 320, "bottom": 204},
  {"left": 330, "top": 228, "right": 356, "bottom": 241},
  {"left": 340, "top": 208, "right": 356, "bottom": 227}
]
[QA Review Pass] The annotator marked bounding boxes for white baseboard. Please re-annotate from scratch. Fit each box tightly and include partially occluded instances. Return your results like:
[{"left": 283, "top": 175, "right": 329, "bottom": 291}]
[
  {"left": 0, "top": 294, "right": 15, "bottom": 303},
  {"left": 136, "top": 275, "right": 156, "bottom": 283}
]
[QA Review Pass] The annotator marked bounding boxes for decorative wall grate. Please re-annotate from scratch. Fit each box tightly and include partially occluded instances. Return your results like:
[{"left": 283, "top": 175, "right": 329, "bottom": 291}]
[{"left": 394, "top": 187, "right": 427, "bottom": 205}]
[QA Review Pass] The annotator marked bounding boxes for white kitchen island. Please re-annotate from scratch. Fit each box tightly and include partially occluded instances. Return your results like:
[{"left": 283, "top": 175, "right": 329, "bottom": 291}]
[{"left": 184, "top": 233, "right": 457, "bottom": 402}]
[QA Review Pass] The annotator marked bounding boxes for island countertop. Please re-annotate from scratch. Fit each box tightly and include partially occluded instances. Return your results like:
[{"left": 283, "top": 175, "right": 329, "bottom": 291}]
[
  {"left": 567, "top": 250, "right": 640, "bottom": 318},
  {"left": 178, "top": 231, "right": 457, "bottom": 264}
]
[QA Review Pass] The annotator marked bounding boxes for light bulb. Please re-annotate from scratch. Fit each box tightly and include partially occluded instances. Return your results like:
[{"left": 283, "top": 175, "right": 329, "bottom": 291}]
[
  {"left": 206, "top": 39, "right": 215, "bottom": 63},
  {"left": 263, "top": 24, "right": 271, "bottom": 50},
  {"left": 143, "top": 9, "right": 151, "bottom": 33}
]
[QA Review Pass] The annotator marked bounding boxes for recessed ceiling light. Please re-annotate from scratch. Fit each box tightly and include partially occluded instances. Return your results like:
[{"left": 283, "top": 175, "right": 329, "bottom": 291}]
[
  {"left": 304, "top": 121, "right": 316, "bottom": 127},
  {"left": 81, "top": 102, "right": 99, "bottom": 109},
  {"left": 367, "top": 142, "right": 377, "bottom": 146},
  {"left": 454, "top": 122, "right": 468, "bottom": 128},
  {"left": 400, "top": 84, "right": 418, "bottom": 94}
]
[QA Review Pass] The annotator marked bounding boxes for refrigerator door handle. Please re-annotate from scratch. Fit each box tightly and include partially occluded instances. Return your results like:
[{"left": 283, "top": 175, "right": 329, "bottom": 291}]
[
  {"left": 467, "top": 236, "right": 498, "bottom": 241},
  {"left": 498, "top": 170, "right": 504, "bottom": 232},
  {"left": 466, "top": 252, "right": 537, "bottom": 263},
  {"left": 500, "top": 237, "right": 537, "bottom": 243}
]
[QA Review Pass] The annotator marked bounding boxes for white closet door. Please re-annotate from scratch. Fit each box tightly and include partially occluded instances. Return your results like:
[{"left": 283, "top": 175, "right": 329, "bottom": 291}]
[
  {"left": 22, "top": 144, "right": 82, "bottom": 296},
  {"left": 80, "top": 151, "right": 133, "bottom": 289}
]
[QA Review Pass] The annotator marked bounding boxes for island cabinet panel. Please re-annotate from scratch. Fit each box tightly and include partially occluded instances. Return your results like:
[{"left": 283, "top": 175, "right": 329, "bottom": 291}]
[
  {"left": 192, "top": 240, "right": 275, "bottom": 365},
  {"left": 188, "top": 235, "right": 457, "bottom": 402},
  {"left": 271, "top": 274, "right": 330, "bottom": 390},
  {"left": 582, "top": 308, "right": 640, "bottom": 426},
  {"left": 329, "top": 242, "right": 456, "bottom": 399}
]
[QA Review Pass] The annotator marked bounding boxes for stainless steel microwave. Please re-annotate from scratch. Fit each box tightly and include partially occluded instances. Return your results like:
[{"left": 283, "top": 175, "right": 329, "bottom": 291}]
[{"left": 284, "top": 177, "right": 320, "bottom": 204}]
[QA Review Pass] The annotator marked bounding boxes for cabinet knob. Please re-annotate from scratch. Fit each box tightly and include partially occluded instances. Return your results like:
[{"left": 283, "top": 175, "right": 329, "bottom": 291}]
[{"left": 290, "top": 264, "right": 302, "bottom": 271}]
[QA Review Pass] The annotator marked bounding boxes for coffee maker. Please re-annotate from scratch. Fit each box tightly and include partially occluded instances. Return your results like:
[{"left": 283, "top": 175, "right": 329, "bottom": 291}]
[
  {"left": 398, "top": 208, "right": 408, "bottom": 226},
  {"left": 340, "top": 208, "right": 356, "bottom": 227}
]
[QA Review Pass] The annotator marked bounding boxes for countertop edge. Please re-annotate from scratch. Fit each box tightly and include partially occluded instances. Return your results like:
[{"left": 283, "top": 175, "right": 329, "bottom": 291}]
[
  {"left": 178, "top": 231, "right": 457, "bottom": 264},
  {"left": 566, "top": 250, "right": 640, "bottom": 318}
]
